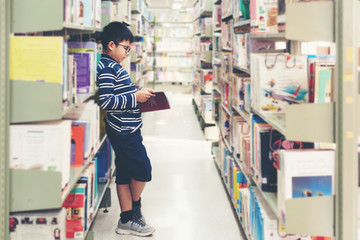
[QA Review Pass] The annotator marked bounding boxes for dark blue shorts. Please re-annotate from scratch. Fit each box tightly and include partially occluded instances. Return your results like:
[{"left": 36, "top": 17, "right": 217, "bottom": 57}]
[{"left": 106, "top": 125, "right": 152, "bottom": 184}]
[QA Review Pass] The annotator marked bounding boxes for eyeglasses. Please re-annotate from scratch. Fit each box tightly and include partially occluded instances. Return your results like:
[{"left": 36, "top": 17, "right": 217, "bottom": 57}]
[{"left": 116, "top": 43, "right": 131, "bottom": 53}]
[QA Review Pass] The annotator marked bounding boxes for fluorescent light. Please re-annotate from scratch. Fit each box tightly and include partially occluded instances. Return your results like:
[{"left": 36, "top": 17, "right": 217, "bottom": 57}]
[{"left": 172, "top": 2, "right": 182, "bottom": 9}]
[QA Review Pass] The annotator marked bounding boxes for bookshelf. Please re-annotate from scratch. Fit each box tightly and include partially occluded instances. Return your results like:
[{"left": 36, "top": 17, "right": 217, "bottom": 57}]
[
  {"left": 192, "top": 0, "right": 218, "bottom": 141},
  {"left": 191, "top": 0, "right": 352, "bottom": 239},
  {"left": 336, "top": 0, "right": 359, "bottom": 239},
  {"left": 4, "top": 0, "right": 136, "bottom": 239},
  {"left": 130, "top": 0, "right": 152, "bottom": 88},
  {"left": 12, "top": 0, "right": 102, "bottom": 33},
  {"left": 0, "top": 0, "right": 10, "bottom": 239},
  {"left": 152, "top": 10, "right": 194, "bottom": 85}
]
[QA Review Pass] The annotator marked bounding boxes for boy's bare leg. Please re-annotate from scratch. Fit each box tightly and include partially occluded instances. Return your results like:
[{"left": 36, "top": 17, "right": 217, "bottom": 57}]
[
  {"left": 130, "top": 179, "right": 146, "bottom": 201},
  {"left": 117, "top": 184, "right": 132, "bottom": 212}
]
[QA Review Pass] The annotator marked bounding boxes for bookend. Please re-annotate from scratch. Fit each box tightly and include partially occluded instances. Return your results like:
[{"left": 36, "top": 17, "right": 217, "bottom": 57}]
[{"left": 99, "top": 187, "right": 111, "bottom": 213}]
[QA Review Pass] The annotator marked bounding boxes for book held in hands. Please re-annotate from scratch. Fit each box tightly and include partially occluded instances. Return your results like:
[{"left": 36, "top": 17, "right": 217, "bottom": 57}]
[{"left": 138, "top": 92, "right": 170, "bottom": 113}]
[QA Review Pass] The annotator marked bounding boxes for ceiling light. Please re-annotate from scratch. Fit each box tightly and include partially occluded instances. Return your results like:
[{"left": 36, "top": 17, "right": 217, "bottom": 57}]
[{"left": 172, "top": 3, "right": 182, "bottom": 9}]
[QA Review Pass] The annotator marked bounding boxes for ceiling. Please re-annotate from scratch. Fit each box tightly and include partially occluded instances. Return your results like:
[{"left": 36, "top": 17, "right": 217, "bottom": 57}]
[{"left": 147, "top": 0, "right": 194, "bottom": 10}]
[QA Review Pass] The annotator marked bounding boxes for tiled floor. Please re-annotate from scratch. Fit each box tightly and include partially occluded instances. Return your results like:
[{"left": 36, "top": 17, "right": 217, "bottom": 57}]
[{"left": 91, "top": 87, "right": 244, "bottom": 240}]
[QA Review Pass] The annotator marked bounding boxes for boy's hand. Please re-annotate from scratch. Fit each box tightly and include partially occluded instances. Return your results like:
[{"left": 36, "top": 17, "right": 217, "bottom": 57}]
[{"left": 135, "top": 88, "right": 156, "bottom": 103}]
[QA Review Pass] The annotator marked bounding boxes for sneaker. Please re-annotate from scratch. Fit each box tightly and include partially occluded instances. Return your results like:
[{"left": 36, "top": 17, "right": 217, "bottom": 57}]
[
  {"left": 115, "top": 217, "right": 155, "bottom": 237},
  {"left": 133, "top": 205, "right": 146, "bottom": 224}
]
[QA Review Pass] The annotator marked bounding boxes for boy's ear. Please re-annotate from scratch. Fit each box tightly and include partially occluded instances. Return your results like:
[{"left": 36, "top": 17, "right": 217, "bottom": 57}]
[{"left": 107, "top": 41, "right": 116, "bottom": 51}]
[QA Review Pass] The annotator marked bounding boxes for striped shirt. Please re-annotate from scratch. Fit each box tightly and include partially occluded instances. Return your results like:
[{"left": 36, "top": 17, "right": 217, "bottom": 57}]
[{"left": 96, "top": 54, "right": 142, "bottom": 135}]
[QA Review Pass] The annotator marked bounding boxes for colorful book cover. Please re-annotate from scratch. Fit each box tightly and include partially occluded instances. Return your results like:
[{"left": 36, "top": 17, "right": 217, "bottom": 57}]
[
  {"left": 63, "top": 183, "right": 87, "bottom": 238},
  {"left": 70, "top": 52, "right": 91, "bottom": 94},
  {"left": 314, "top": 64, "right": 334, "bottom": 103},
  {"left": 252, "top": 54, "right": 308, "bottom": 113}
]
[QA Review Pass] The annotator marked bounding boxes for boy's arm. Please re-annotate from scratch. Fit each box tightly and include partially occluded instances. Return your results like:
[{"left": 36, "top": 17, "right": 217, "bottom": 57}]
[{"left": 97, "top": 67, "right": 137, "bottom": 110}]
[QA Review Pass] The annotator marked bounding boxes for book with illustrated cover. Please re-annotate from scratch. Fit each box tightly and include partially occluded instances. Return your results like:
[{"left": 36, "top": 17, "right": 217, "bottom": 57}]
[
  {"left": 277, "top": 150, "right": 335, "bottom": 225},
  {"left": 138, "top": 92, "right": 170, "bottom": 113}
]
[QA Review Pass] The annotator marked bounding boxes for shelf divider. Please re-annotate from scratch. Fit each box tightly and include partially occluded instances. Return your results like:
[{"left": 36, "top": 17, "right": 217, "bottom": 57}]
[
  {"left": 10, "top": 169, "right": 62, "bottom": 212},
  {"left": 10, "top": 80, "right": 62, "bottom": 123},
  {"left": 285, "top": 1, "right": 334, "bottom": 42},
  {"left": 285, "top": 195, "right": 334, "bottom": 236},
  {"left": 285, "top": 102, "right": 334, "bottom": 143}
]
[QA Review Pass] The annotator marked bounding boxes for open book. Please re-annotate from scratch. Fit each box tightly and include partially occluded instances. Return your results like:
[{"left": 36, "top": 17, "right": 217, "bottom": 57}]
[{"left": 138, "top": 92, "right": 170, "bottom": 112}]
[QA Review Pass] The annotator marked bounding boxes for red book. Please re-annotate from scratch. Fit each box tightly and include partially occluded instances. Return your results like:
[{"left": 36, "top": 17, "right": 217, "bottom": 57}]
[
  {"left": 138, "top": 92, "right": 170, "bottom": 113},
  {"left": 308, "top": 62, "right": 315, "bottom": 103},
  {"left": 71, "top": 125, "right": 84, "bottom": 167}
]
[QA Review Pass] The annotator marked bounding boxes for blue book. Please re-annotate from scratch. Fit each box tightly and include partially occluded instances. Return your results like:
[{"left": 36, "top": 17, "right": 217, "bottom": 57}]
[{"left": 96, "top": 139, "right": 112, "bottom": 184}]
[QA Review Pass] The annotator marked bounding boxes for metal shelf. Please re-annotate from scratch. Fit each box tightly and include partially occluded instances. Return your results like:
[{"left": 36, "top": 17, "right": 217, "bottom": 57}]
[
  {"left": 249, "top": 32, "right": 286, "bottom": 40},
  {"left": 233, "top": 65, "right": 250, "bottom": 75},
  {"left": 232, "top": 105, "right": 251, "bottom": 123},
  {"left": 10, "top": 135, "right": 108, "bottom": 212},
  {"left": 251, "top": 107, "right": 286, "bottom": 135},
  {"left": 221, "top": 14, "right": 233, "bottom": 22},
  {"left": 12, "top": 0, "right": 99, "bottom": 33},
  {"left": 233, "top": 19, "right": 250, "bottom": 29},
  {"left": 285, "top": 1, "right": 334, "bottom": 42}
]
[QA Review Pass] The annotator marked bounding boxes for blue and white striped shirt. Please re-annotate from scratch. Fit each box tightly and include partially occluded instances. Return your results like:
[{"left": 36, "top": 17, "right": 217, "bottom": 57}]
[{"left": 96, "top": 54, "right": 142, "bottom": 135}]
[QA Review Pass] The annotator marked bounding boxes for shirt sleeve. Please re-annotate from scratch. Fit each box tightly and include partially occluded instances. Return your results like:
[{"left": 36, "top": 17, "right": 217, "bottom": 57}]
[{"left": 97, "top": 67, "right": 137, "bottom": 110}]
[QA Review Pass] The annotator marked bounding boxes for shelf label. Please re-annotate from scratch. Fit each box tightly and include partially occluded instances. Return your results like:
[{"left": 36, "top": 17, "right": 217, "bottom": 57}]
[
  {"left": 345, "top": 97, "right": 354, "bottom": 104},
  {"left": 346, "top": 47, "right": 353, "bottom": 62},
  {"left": 346, "top": 131, "right": 354, "bottom": 139},
  {"left": 344, "top": 74, "right": 354, "bottom": 82}
]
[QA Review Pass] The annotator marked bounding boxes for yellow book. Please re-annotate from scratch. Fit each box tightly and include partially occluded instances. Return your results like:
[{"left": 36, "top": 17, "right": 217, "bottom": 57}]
[
  {"left": 233, "top": 168, "right": 239, "bottom": 201},
  {"left": 10, "top": 36, "right": 63, "bottom": 83}
]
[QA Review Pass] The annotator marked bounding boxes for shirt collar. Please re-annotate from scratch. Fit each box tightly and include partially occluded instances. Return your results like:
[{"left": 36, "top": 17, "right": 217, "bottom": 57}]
[{"left": 101, "top": 54, "right": 117, "bottom": 63}]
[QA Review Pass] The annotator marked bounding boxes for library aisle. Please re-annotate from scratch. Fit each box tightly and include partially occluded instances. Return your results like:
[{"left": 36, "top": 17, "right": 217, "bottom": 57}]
[{"left": 91, "top": 87, "right": 244, "bottom": 239}]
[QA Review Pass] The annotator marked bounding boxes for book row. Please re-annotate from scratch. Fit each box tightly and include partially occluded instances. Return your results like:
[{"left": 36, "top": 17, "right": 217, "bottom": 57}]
[
  {"left": 10, "top": 37, "right": 100, "bottom": 109},
  {"left": 10, "top": 36, "right": 149, "bottom": 111},
  {"left": 155, "top": 38, "right": 193, "bottom": 52},
  {"left": 101, "top": 0, "right": 131, "bottom": 28},
  {"left": 217, "top": 0, "right": 291, "bottom": 34},
  {"left": 217, "top": 139, "right": 334, "bottom": 240},
  {"left": 153, "top": 11, "right": 192, "bottom": 23},
  {"left": 194, "top": 69, "right": 213, "bottom": 93},
  {"left": 193, "top": 17, "right": 212, "bottom": 36},
  {"left": 213, "top": 50, "right": 335, "bottom": 116},
  {"left": 155, "top": 56, "right": 193, "bottom": 68},
  {"left": 10, "top": 139, "right": 113, "bottom": 239},
  {"left": 10, "top": 101, "right": 100, "bottom": 192},
  {"left": 156, "top": 71, "right": 193, "bottom": 83},
  {"left": 64, "top": 0, "right": 101, "bottom": 28},
  {"left": 155, "top": 27, "right": 193, "bottom": 38},
  {"left": 192, "top": 0, "right": 212, "bottom": 19},
  {"left": 131, "top": 13, "right": 150, "bottom": 37}
]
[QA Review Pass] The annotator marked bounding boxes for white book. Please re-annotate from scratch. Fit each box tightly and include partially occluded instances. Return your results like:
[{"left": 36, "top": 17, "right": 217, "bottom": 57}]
[
  {"left": 251, "top": 53, "right": 308, "bottom": 114},
  {"left": 10, "top": 120, "right": 72, "bottom": 191},
  {"left": 277, "top": 150, "right": 335, "bottom": 225}
]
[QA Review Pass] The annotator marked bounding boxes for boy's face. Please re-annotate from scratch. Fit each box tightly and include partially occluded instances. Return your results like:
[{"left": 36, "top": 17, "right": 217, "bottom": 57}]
[{"left": 106, "top": 40, "right": 131, "bottom": 63}]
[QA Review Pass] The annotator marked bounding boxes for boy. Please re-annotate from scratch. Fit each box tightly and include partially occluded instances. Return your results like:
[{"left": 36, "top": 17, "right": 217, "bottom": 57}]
[{"left": 97, "top": 21, "right": 155, "bottom": 236}]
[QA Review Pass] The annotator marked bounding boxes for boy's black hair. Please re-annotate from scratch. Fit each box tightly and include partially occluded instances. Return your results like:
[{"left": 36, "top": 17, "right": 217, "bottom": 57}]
[{"left": 101, "top": 21, "right": 134, "bottom": 50}]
